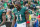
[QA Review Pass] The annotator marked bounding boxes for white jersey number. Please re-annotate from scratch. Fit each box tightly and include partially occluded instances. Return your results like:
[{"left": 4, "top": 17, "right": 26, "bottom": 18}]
[{"left": 16, "top": 14, "right": 22, "bottom": 21}]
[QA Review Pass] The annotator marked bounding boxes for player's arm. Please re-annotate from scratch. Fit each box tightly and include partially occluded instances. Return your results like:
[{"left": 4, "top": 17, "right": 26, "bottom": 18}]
[
  {"left": 0, "top": 12, "right": 6, "bottom": 26},
  {"left": 11, "top": 13, "right": 16, "bottom": 27},
  {"left": 25, "top": 10, "right": 30, "bottom": 27}
]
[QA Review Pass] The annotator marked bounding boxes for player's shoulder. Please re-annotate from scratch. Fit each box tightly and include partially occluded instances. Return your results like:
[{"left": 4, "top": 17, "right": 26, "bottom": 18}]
[
  {"left": 22, "top": 7, "right": 26, "bottom": 9},
  {"left": 21, "top": 7, "right": 25, "bottom": 10},
  {"left": 12, "top": 8, "right": 17, "bottom": 12}
]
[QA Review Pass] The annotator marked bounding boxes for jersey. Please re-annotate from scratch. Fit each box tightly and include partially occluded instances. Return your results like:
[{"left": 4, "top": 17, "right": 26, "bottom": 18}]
[
  {"left": 13, "top": 7, "right": 27, "bottom": 24},
  {"left": 0, "top": 9, "right": 6, "bottom": 24}
]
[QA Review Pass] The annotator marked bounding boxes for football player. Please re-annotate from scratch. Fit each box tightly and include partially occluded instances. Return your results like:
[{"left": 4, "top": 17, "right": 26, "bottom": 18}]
[
  {"left": 11, "top": 1, "right": 30, "bottom": 27},
  {"left": 0, "top": 6, "right": 6, "bottom": 27}
]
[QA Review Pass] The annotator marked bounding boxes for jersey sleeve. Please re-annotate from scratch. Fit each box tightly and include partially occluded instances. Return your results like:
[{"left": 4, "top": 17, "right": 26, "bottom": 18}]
[
  {"left": 12, "top": 8, "right": 16, "bottom": 13},
  {"left": 24, "top": 7, "right": 30, "bottom": 14},
  {"left": 24, "top": 7, "right": 28, "bottom": 11}
]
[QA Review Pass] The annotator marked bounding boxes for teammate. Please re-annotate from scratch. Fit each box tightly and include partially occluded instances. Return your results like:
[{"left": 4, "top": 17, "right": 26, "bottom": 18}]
[
  {"left": 12, "top": 1, "right": 30, "bottom": 27},
  {"left": 0, "top": 6, "right": 6, "bottom": 27}
]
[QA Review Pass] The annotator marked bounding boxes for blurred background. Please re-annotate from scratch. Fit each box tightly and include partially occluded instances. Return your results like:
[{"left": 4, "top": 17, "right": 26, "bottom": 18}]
[{"left": 0, "top": 0, "right": 40, "bottom": 27}]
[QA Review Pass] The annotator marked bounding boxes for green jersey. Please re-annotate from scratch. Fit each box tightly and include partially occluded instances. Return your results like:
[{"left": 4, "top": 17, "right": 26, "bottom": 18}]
[
  {"left": 0, "top": 9, "right": 6, "bottom": 24},
  {"left": 13, "top": 7, "right": 27, "bottom": 24}
]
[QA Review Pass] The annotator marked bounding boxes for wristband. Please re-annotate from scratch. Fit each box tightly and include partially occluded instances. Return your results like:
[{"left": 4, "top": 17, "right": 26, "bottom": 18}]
[{"left": 26, "top": 21, "right": 30, "bottom": 24}]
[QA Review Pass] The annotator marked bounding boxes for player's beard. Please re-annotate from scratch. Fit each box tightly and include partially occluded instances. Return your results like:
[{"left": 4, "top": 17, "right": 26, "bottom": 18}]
[{"left": 17, "top": 6, "right": 21, "bottom": 11}]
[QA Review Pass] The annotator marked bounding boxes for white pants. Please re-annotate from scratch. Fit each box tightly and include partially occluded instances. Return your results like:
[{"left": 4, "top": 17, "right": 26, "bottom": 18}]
[
  {"left": 0, "top": 25, "right": 6, "bottom": 27},
  {"left": 17, "top": 22, "right": 26, "bottom": 27}
]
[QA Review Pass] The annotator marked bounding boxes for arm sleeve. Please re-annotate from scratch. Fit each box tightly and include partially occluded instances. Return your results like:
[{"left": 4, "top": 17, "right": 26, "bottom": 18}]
[{"left": 24, "top": 7, "right": 28, "bottom": 12}]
